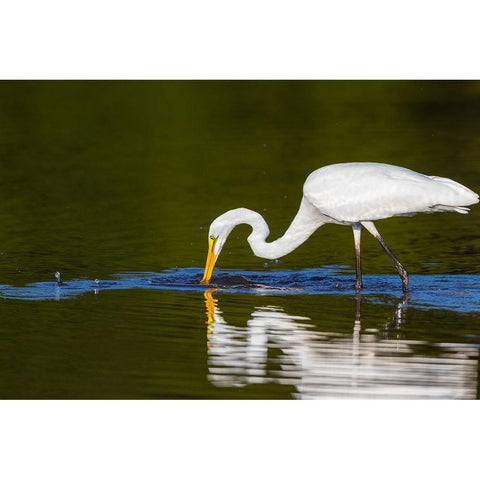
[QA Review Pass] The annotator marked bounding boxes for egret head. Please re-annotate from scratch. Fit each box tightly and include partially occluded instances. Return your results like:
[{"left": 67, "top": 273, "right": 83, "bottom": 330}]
[{"left": 200, "top": 210, "right": 240, "bottom": 284}]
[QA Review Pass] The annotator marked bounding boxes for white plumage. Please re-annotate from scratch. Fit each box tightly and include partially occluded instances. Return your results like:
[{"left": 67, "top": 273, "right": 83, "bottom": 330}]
[
  {"left": 304, "top": 163, "right": 477, "bottom": 222},
  {"left": 201, "top": 162, "right": 479, "bottom": 292}
]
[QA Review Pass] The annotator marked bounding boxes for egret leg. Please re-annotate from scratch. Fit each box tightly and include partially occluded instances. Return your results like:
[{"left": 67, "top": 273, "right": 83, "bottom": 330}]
[
  {"left": 361, "top": 221, "right": 409, "bottom": 293},
  {"left": 352, "top": 223, "right": 363, "bottom": 291}
]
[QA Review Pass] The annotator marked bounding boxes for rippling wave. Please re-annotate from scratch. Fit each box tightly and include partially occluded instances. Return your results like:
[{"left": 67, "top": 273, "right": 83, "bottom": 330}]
[
  {"left": 1, "top": 267, "right": 479, "bottom": 313},
  {"left": 204, "top": 291, "right": 479, "bottom": 399}
]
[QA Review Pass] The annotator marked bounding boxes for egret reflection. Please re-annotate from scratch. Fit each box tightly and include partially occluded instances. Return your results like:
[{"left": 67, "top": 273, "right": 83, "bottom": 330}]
[{"left": 203, "top": 290, "right": 478, "bottom": 399}]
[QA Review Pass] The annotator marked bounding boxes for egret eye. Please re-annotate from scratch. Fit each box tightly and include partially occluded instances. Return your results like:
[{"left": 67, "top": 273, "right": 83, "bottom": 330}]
[{"left": 209, "top": 234, "right": 216, "bottom": 240}]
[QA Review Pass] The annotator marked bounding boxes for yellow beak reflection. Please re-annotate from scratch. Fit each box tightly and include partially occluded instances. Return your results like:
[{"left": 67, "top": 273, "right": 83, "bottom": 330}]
[
  {"left": 204, "top": 289, "right": 216, "bottom": 325},
  {"left": 200, "top": 236, "right": 217, "bottom": 284}
]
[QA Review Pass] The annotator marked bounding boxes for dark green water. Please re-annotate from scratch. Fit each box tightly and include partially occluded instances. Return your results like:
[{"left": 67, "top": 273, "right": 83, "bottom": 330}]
[{"left": 0, "top": 81, "right": 479, "bottom": 398}]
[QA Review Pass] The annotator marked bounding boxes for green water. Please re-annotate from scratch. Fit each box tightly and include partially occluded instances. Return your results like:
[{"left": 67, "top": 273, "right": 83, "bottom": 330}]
[{"left": 0, "top": 81, "right": 479, "bottom": 398}]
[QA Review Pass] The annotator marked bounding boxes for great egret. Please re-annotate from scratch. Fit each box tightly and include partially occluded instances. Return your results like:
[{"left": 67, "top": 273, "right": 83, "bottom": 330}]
[{"left": 200, "top": 162, "right": 479, "bottom": 292}]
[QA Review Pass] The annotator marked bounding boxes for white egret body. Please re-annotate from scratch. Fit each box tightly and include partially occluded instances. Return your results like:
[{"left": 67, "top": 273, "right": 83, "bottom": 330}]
[{"left": 201, "top": 162, "right": 479, "bottom": 292}]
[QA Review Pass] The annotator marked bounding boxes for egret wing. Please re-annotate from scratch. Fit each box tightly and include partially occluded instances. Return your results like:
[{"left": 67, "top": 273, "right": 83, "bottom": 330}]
[{"left": 303, "top": 163, "right": 478, "bottom": 223}]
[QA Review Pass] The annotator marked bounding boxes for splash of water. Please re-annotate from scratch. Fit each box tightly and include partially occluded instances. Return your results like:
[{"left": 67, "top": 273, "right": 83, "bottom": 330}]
[{"left": 0, "top": 267, "right": 478, "bottom": 313}]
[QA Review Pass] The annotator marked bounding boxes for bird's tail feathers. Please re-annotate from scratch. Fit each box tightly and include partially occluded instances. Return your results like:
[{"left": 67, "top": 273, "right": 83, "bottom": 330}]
[
  {"left": 428, "top": 204, "right": 471, "bottom": 214},
  {"left": 429, "top": 175, "right": 479, "bottom": 206},
  {"left": 451, "top": 206, "right": 471, "bottom": 214}
]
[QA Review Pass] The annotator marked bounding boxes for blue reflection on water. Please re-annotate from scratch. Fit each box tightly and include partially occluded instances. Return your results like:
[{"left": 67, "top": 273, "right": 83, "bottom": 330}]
[{"left": 0, "top": 267, "right": 479, "bottom": 313}]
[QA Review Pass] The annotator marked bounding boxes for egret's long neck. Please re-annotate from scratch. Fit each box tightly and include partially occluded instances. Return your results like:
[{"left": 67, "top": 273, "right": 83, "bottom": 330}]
[{"left": 244, "top": 198, "right": 325, "bottom": 260}]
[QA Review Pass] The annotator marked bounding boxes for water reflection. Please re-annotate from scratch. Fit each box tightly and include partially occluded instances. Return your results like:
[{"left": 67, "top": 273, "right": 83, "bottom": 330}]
[{"left": 204, "top": 290, "right": 478, "bottom": 399}]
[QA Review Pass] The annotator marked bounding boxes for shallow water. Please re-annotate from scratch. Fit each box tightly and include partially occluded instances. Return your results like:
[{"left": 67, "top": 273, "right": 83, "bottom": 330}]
[
  {"left": 1, "top": 268, "right": 479, "bottom": 399},
  {"left": 2, "top": 268, "right": 480, "bottom": 313},
  {"left": 0, "top": 81, "right": 479, "bottom": 399}
]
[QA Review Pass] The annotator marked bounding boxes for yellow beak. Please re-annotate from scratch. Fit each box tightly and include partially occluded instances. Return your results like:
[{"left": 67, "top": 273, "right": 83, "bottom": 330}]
[{"left": 200, "top": 237, "right": 217, "bottom": 284}]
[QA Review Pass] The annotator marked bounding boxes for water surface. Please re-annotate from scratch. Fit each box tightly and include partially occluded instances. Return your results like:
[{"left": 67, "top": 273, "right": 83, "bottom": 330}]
[{"left": 0, "top": 81, "right": 479, "bottom": 399}]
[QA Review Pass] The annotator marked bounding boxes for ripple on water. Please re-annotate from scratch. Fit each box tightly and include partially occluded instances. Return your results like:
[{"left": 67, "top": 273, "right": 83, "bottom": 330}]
[
  {"left": 0, "top": 267, "right": 479, "bottom": 313},
  {"left": 205, "top": 304, "right": 479, "bottom": 399}
]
